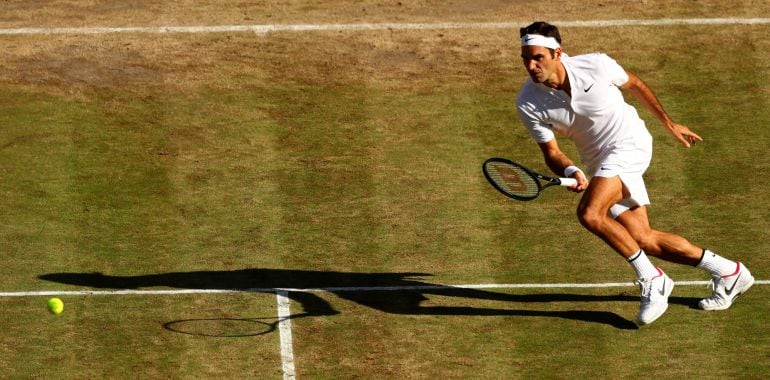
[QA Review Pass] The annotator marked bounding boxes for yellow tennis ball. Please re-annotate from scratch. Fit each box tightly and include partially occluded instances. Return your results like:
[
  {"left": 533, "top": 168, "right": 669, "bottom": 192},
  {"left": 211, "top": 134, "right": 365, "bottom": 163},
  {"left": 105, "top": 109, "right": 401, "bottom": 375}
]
[{"left": 47, "top": 297, "right": 64, "bottom": 315}]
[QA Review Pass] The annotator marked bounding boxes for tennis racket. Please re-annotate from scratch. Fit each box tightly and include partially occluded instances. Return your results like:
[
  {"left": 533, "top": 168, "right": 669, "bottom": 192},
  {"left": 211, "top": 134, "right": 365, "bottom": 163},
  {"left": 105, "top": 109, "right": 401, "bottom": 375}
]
[{"left": 482, "top": 157, "right": 577, "bottom": 201}]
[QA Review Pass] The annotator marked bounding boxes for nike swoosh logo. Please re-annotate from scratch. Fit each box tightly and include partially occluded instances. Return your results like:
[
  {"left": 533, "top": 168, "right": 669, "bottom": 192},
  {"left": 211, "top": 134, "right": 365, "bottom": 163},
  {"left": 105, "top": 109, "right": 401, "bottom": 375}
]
[
  {"left": 584, "top": 83, "right": 595, "bottom": 92},
  {"left": 658, "top": 278, "right": 667, "bottom": 296},
  {"left": 724, "top": 272, "right": 742, "bottom": 296}
]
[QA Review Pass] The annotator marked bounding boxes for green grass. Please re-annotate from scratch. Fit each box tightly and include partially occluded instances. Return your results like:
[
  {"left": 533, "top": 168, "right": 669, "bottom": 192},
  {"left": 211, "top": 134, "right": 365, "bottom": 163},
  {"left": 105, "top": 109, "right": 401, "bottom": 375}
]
[
  {"left": 1, "top": 14, "right": 769, "bottom": 379},
  {"left": 1, "top": 293, "right": 284, "bottom": 378}
]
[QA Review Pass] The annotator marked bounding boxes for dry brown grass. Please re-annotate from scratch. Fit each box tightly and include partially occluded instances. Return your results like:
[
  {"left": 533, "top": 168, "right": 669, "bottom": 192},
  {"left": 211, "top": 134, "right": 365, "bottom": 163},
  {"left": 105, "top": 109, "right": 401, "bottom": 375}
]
[
  {"left": 2, "top": 0, "right": 769, "bottom": 98},
  {"left": 2, "top": 0, "right": 769, "bottom": 28}
]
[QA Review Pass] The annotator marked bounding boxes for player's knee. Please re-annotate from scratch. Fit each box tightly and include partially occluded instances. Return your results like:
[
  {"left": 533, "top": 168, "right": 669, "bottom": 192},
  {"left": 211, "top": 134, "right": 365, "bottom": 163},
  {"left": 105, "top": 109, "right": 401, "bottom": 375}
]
[{"left": 576, "top": 205, "right": 605, "bottom": 231}]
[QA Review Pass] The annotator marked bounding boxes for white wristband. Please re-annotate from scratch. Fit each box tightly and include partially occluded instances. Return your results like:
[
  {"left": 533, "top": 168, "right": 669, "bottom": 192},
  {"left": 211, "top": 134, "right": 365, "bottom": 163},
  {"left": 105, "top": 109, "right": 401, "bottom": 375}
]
[{"left": 564, "top": 165, "right": 583, "bottom": 178}]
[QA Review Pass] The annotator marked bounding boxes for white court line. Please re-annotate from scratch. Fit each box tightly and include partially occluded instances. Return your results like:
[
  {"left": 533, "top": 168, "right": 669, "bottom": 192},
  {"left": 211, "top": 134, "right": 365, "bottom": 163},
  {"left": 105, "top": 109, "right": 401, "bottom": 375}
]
[
  {"left": 2, "top": 280, "right": 769, "bottom": 297},
  {"left": 276, "top": 291, "right": 296, "bottom": 380},
  {"left": 0, "top": 18, "right": 769, "bottom": 36}
]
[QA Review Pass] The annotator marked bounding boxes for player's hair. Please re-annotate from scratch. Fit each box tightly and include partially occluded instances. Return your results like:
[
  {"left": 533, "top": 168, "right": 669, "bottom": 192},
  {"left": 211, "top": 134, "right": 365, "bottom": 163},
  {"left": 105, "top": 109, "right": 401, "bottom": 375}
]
[
  {"left": 519, "top": 21, "right": 561, "bottom": 57},
  {"left": 519, "top": 21, "right": 561, "bottom": 43}
]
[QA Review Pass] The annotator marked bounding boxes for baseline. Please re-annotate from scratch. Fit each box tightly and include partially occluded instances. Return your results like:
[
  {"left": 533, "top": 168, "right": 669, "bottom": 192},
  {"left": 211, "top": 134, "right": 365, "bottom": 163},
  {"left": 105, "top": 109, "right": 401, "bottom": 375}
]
[{"left": 0, "top": 18, "right": 769, "bottom": 36}]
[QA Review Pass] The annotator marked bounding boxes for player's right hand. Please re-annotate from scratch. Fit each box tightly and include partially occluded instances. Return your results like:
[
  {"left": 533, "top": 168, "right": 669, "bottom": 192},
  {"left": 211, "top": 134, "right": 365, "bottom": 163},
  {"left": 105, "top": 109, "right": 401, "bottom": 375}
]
[{"left": 569, "top": 171, "right": 589, "bottom": 193}]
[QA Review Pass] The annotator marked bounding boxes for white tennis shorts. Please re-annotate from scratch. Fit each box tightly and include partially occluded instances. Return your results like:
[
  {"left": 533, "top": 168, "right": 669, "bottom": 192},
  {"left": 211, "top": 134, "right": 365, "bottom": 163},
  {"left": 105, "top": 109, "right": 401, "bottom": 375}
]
[{"left": 591, "top": 135, "right": 653, "bottom": 219}]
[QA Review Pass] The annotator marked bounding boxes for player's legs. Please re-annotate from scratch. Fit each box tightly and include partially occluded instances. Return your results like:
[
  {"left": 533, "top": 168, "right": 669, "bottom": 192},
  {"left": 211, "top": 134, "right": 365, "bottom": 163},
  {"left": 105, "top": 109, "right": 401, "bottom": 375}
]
[
  {"left": 576, "top": 175, "right": 640, "bottom": 258},
  {"left": 616, "top": 203, "right": 754, "bottom": 311},
  {"left": 615, "top": 206, "right": 702, "bottom": 265},
  {"left": 577, "top": 175, "right": 672, "bottom": 325}
]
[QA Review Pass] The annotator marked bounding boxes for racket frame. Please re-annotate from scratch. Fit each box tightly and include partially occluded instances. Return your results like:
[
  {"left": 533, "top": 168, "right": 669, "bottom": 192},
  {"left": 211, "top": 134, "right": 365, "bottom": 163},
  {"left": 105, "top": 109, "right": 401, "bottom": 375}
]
[{"left": 482, "top": 157, "right": 576, "bottom": 201}]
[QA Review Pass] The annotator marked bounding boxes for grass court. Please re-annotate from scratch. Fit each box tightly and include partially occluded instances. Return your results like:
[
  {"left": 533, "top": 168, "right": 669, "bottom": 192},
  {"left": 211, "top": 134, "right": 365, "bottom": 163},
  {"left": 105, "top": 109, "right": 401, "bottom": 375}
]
[{"left": 1, "top": 1, "right": 769, "bottom": 378}]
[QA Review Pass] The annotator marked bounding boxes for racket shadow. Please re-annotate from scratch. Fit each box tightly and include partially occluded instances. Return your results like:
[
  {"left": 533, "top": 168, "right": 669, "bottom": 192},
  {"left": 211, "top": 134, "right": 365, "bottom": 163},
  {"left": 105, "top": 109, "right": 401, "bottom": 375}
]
[{"left": 162, "top": 317, "right": 282, "bottom": 337}]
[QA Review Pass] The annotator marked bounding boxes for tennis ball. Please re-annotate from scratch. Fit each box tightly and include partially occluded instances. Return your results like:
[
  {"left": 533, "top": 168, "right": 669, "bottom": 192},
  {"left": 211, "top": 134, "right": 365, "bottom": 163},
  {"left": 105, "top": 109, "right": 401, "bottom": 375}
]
[{"left": 47, "top": 297, "right": 64, "bottom": 315}]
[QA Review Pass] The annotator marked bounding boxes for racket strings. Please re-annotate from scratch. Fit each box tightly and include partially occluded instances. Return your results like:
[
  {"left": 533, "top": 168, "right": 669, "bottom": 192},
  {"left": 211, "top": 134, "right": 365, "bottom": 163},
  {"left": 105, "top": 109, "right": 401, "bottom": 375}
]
[{"left": 485, "top": 163, "right": 540, "bottom": 198}]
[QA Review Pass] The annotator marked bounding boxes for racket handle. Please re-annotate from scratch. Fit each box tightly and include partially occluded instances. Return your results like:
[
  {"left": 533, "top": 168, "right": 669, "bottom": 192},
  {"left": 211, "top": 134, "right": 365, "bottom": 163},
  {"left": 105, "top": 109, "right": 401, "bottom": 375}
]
[{"left": 559, "top": 178, "right": 578, "bottom": 187}]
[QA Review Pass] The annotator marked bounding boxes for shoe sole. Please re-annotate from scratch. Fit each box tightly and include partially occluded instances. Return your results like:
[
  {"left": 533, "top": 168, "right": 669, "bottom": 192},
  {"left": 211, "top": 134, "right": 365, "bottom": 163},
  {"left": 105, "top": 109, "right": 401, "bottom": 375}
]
[
  {"left": 637, "top": 303, "right": 668, "bottom": 326},
  {"left": 700, "top": 276, "right": 755, "bottom": 311},
  {"left": 636, "top": 280, "right": 674, "bottom": 325}
]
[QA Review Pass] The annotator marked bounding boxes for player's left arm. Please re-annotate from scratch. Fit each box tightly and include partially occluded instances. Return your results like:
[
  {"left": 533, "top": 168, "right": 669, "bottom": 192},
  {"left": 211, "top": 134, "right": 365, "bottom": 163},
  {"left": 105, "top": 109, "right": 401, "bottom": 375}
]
[{"left": 620, "top": 71, "right": 703, "bottom": 148}]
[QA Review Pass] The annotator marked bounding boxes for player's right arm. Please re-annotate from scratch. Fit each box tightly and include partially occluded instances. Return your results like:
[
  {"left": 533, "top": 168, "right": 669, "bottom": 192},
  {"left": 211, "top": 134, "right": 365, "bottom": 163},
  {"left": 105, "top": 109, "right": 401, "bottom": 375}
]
[{"left": 538, "top": 138, "right": 588, "bottom": 192}]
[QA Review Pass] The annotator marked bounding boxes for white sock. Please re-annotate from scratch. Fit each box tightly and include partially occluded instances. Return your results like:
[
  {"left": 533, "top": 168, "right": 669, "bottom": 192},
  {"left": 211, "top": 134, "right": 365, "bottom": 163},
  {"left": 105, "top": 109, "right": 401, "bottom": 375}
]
[
  {"left": 696, "top": 249, "right": 738, "bottom": 277},
  {"left": 628, "top": 250, "right": 659, "bottom": 280}
]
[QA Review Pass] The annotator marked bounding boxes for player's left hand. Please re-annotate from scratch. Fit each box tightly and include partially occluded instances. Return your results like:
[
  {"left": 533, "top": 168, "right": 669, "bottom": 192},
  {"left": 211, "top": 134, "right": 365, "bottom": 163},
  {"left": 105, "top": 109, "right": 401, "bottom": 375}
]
[{"left": 667, "top": 122, "right": 703, "bottom": 148}]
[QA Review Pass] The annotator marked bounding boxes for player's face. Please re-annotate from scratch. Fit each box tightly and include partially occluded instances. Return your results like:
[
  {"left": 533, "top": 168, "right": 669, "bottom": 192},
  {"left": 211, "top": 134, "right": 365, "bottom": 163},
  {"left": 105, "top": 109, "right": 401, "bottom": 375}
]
[{"left": 521, "top": 46, "right": 561, "bottom": 85}]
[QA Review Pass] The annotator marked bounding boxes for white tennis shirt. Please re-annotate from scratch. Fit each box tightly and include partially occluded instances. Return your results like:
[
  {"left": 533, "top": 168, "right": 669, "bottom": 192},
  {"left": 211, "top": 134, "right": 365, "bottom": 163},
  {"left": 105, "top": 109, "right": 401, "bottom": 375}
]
[{"left": 516, "top": 53, "right": 652, "bottom": 175}]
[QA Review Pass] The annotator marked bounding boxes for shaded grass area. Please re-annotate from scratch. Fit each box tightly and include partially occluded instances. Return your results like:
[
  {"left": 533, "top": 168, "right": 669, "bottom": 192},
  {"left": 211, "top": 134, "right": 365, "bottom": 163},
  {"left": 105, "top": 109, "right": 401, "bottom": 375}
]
[{"left": 293, "top": 286, "right": 770, "bottom": 379}]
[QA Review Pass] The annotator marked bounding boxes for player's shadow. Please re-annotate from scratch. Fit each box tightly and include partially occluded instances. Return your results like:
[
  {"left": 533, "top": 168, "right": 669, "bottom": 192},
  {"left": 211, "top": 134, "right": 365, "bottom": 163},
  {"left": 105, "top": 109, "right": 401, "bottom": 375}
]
[{"left": 39, "top": 269, "right": 699, "bottom": 331}]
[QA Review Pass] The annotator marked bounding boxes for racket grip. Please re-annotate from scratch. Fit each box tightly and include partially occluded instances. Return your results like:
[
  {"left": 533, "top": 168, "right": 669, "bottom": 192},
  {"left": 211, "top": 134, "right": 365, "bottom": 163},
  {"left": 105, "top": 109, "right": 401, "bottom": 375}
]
[{"left": 559, "top": 178, "right": 578, "bottom": 187}]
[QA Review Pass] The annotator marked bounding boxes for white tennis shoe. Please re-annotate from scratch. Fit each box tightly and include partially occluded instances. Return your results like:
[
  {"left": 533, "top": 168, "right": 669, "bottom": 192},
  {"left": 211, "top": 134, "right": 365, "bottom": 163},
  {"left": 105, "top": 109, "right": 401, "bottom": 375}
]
[
  {"left": 699, "top": 262, "right": 754, "bottom": 311},
  {"left": 636, "top": 268, "right": 674, "bottom": 325}
]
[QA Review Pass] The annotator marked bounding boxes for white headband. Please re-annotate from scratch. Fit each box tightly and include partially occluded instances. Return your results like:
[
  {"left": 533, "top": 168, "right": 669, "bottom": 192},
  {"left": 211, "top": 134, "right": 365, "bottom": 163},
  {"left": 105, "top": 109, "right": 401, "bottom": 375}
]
[{"left": 521, "top": 34, "right": 560, "bottom": 50}]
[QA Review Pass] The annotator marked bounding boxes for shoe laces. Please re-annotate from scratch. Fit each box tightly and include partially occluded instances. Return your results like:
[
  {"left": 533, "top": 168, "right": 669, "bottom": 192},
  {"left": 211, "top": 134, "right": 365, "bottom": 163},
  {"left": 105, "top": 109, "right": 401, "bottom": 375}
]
[
  {"left": 703, "top": 275, "right": 725, "bottom": 303},
  {"left": 634, "top": 278, "right": 652, "bottom": 298},
  {"left": 706, "top": 274, "right": 721, "bottom": 292},
  {"left": 707, "top": 277, "right": 717, "bottom": 292}
]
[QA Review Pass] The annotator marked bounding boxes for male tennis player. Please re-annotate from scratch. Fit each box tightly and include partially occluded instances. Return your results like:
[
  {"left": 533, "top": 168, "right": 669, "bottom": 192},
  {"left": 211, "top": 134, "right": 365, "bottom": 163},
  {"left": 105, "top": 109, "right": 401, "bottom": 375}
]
[{"left": 515, "top": 21, "right": 753, "bottom": 325}]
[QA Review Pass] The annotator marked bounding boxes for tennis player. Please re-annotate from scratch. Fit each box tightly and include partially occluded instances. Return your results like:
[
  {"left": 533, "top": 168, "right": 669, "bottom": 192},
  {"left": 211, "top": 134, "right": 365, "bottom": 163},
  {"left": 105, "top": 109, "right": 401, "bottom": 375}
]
[{"left": 515, "top": 21, "right": 753, "bottom": 325}]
